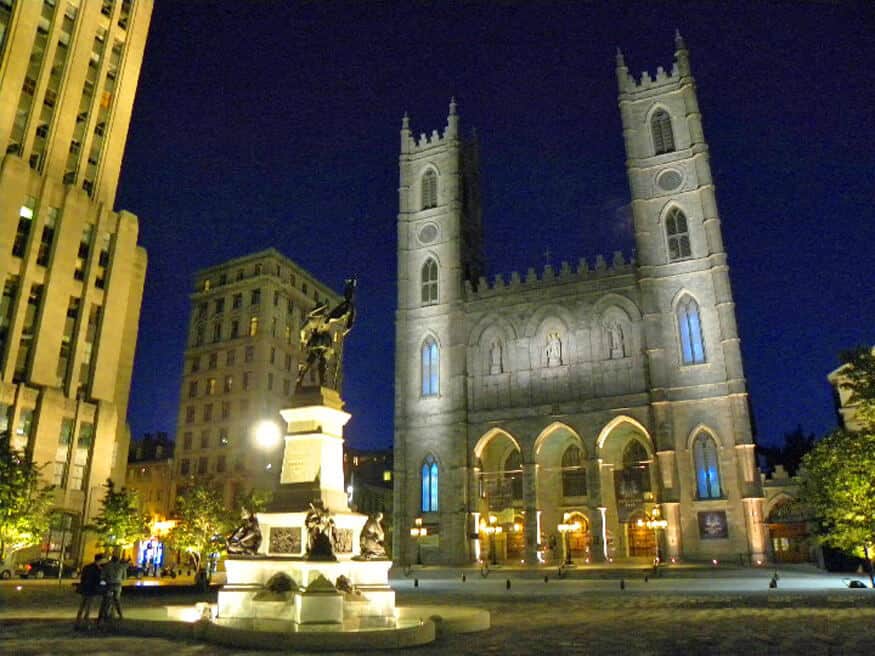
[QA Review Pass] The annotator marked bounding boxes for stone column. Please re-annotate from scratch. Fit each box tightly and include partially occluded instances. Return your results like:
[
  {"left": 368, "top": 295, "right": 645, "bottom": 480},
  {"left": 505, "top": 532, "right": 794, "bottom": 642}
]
[
  {"left": 522, "top": 462, "right": 539, "bottom": 565},
  {"left": 661, "top": 502, "right": 682, "bottom": 560},
  {"left": 743, "top": 497, "right": 767, "bottom": 563}
]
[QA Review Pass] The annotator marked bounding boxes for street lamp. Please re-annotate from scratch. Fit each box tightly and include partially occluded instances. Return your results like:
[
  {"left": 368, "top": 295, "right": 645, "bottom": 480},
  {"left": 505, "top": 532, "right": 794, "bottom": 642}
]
[
  {"left": 482, "top": 515, "right": 503, "bottom": 566},
  {"left": 637, "top": 510, "right": 668, "bottom": 565},
  {"left": 558, "top": 513, "right": 583, "bottom": 566},
  {"left": 410, "top": 517, "right": 427, "bottom": 565}
]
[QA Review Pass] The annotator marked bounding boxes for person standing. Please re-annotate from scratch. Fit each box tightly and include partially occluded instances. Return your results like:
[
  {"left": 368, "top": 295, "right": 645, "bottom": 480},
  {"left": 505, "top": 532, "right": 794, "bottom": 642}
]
[
  {"left": 99, "top": 555, "right": 127, "bottom": 620},
  {"left": 75, "top": 554, "right": 105, "bottom": 627}
]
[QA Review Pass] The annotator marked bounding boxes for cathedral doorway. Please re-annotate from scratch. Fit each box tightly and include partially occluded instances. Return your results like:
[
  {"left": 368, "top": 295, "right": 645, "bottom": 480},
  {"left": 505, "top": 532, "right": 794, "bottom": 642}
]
[
  {"left": 474, "top": 429, "right": 525, "bottom": 564},
  {"left": 766, "top": 498, "right": 812, "bottom": 563},
  {"left": 627, "top": 511, "right": 657, "bottom": 558},
  {"left": 565, "top": 512, "right": 593, "bottom": 561}
]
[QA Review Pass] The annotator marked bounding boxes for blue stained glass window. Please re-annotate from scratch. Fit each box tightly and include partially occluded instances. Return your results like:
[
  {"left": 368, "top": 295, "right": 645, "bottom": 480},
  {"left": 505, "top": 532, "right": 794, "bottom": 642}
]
[
  {"left": 693, "top": 433, "right": 721, "bottom": 498},
  {"left": 421, "top": 338, "right": 439, "bottom": 396},
  {"left": 421, "top": 455, "right": 439, "bottom": 512},
  {"left": 677, "top": 296, "right": 706, "bottom": 365}
]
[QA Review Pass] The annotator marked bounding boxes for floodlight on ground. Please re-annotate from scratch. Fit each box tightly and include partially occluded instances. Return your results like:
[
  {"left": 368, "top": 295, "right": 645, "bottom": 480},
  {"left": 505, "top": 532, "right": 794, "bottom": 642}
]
[{"left": 254, "top": 420, "right": 282, "bottom": 450}]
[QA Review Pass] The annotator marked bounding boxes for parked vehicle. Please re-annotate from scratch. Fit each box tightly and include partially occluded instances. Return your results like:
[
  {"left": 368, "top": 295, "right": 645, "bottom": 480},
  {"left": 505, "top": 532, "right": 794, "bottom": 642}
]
[
  {"left": 0, "top": 557, "right": 16, "bottom": 579},
  {"left": 18, "top": 558, "right": 75, "bottom": 579}
]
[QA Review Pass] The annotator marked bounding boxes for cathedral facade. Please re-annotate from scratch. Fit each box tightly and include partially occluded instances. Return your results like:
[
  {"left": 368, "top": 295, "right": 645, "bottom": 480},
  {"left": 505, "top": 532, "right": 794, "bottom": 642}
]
[{"left": 393, "top": 35, "right": 768, "bottom": 566}]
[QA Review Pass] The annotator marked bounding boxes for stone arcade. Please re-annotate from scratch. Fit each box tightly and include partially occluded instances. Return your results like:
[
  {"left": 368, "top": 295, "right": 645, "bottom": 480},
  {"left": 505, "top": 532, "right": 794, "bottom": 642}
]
[{"left": 393, "top": 34, "right": 768, "bottom": 566}]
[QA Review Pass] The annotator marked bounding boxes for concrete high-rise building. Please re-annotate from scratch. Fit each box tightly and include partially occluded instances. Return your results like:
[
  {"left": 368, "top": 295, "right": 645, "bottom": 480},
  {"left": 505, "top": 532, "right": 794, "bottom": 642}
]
[
  {"left": 0, "top": 0, "right": 153, "bottom": 563},
  {"left": 394, "top": 35, "right": 769, "bottom": 565},
  {"left": 172, "top": 249, "right": 340, "bottom": 508}
]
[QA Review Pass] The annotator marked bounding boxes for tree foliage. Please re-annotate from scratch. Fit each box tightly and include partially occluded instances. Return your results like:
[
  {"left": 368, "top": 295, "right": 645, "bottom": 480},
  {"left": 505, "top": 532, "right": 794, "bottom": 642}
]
[
  {"left": 86, "top": 478, "right": 149, "bottom": 554},
  {"left": 166, "top": 481, "right": 237, "bottom": 576},
  {"left": 0, "top": 438, "right": 54, "bottom": 560},
  {"left": 799, "top": 347, "right": 875, "bottom": 584}
]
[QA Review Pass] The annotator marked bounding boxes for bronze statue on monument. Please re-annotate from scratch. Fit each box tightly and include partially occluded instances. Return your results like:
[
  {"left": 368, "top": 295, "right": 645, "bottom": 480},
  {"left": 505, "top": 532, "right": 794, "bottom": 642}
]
[{"left": 296, "top": 276, "right": 356, "bottom": 392}]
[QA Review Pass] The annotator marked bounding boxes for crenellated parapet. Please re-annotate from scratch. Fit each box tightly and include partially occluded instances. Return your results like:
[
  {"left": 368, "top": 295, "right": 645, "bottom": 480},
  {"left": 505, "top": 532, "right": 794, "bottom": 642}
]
[
  {"left": 400, "top": 98, "right": 461, "bottom": 154},
  {"left": 465, "top": 251, "right": 635, "bottom": 299},
  {"left": 616, "top": 30, "right": 692, "bottom": 95}
]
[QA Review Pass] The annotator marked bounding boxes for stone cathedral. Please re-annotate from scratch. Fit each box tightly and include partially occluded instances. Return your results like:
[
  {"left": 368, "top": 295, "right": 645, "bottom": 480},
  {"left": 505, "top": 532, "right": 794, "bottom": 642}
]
[{"left": 393, "top": 34, "right": 768, "bottom": 566}]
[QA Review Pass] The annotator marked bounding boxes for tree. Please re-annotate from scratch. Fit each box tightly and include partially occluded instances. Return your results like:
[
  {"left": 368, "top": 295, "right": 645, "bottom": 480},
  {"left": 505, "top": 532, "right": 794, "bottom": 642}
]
[
  {"left": 798, "top": 347, "right": 875, "bottom": 586},
  {"left": 166, "top": 481, "right": 237, "bottom": 588},
  {"left": 86, "top": 479, "right": 149, "bottom": 556},
  {"left": 0, "top": 437, "right": 54, "bottom": 561}
]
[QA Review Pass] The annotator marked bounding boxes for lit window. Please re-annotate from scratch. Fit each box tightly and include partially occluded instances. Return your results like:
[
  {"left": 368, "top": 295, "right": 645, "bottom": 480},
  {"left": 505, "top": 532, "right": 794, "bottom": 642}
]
[
  {"left": 693, "top": 433, "right": 721, "bottom": 499},
  {"left": 249, "top": 316, "right": 258, "bottom": 336},
  {"left": 383, "top": 470, "right": 392, "bottom": 482},
  {"left": 666, "top": 207, "right": 691, "bottom": 261},
  {"left": 651, "top": 109, "right": 675, "bottom": 155},
  {"left": 504, "top": 450, "right": 522, "bottom": 501},
  {"left": 421, "top": 454, "right": 439, "bottom": 512},
  {"left": 421, "top": 337, "right": 439, "bottom": 397},
  {"left": 677, "top": 295, "right": 706, "bottom": 365},
  {"left": 421, "top": 258, "right": 438, "bottom": 305},
  {"left": 421, "top": 169, "right": 438, "bottom": 209}
]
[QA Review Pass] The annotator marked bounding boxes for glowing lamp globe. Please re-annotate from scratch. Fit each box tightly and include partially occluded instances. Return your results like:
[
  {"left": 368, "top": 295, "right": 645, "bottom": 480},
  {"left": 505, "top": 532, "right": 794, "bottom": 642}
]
[{"left": 254, "top": 420, "right": 282, "bottom": 449}]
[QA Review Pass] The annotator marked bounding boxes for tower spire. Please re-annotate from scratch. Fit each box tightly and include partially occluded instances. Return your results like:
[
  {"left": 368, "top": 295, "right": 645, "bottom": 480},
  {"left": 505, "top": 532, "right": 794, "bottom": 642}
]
[
  {"left": 615, "top": 46, "right": 631, "bottom": 92},
  {"left": 673, "top": 29, "right": 691, "bottom": 77},
  {"left": 674, "top": 28, "right": 686, "bottom": 52},
  {"left": 446, "top": 97, "right": 459, "bottom": 137}
]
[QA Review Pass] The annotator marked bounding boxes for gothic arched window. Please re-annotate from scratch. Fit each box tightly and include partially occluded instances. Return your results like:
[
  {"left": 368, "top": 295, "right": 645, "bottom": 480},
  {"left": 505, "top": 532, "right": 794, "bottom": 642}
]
[
  {"left": 651, "top": 109, "right": 675, "bottom": 155},
  {"left": 421, "top": 337, "right": 439, "bottom": 397},
  {"left": 421, "top": 169, "right": 438, "bottom": 210},
  {"left": 693, "top": 433, "right": 721, "bottom": 499},
  {"left": 421, "top": 258, "right": 438, "bottom": 305},
  {"left": 421, "top": 454, "right": 439, "bottom": 512},
  {"left": 561, "top": 445, "right": 588, "bottom": 497},
  {"left": 677, "top": 295, "right": 706, "bottom": 365},
  {"left": 622, "top": 440, "right": 651, "bottom": 493},
  {"left": 504, "top": 450, "right": 523, "bottom": 502},
  {"left": 666, "top": 207, "right": 691, "bottom": 261}
]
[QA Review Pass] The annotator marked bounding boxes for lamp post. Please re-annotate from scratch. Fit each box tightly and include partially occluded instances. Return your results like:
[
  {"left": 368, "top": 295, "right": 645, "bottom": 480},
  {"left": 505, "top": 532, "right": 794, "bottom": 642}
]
[
  {"left": 409, "top": 517, "right": 427, "bottom": 565},
  {"left": 482, "top": 515, "right": 503, "bottom": 566},
  {"left": 558, "top": 513, "right": 582, "bottom": 566},
  {"left": 637, "top": 510, "right": 668, "bottom": 566}
]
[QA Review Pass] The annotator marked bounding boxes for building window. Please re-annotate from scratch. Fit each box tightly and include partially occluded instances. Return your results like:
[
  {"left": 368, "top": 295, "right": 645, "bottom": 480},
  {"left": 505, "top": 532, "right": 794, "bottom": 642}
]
[
  {"left": 622, "top": 440, "right": 651, "bottom": 493},
  {"left": 230, "top": 320, "right": 239, "bottom": 338},
  {"left": 232, "top": 293, "right": 242, "bottom": 310},
  {"left": 180, "top": 459, "right": 190, "bottom": 476},
  {"left": 200, "top": 430, "right": 210, "bottom": 449},
  {"left": 219, "top": 428, "right": 229, "bottom": 446},
  {"left": 421, "top": 169, "right": 438, "bottom": 210},
  {"left": 223, "top": 375, "right": 232, "bottom": 393},
  {"left": 197, "top": 457, "right": 208, "bottom": 474},
  {"left": 421, "top": 258, "right": 438, "bottom": 305},
  {"left": 185, "top": 406, "right": 195, "bottom": 424},
  {"left": 251, "top": 288, "right": 261, "bottom": 306},
  {"left": 208, "top": 352, "right": 217, "bottom": 369},
  {"left": 221, "top": 401, "right": 230, "bottom": 419},
  {"left": 203, "top": 403, "right": 213, "bottom": 421},
  {"left": 214, "top": 298, "right": 224, "bottom": 315},
  {"left": 421, "top": 337, "right": 439, "bottom": 397},
  {"left": 216, "top": 455, "right": 226, "bottom": 473},
  {"left": 212, "top": 322, "right": 222, "bottom": 342},
  {"left": 249, "top": 316, "right": 258, "bottom": 337},
  {"left": 267, "top": 372, "right": 274, "bottom": 391},
  {"left": 182, "top": 432, "right": 192, "bottom": 450},
  {"left": 677, "top": 295, "right": 706, "bottom": 365},
  {"left": 666, "top": 207, "right": 691, "bottom": 261},
  {"left": 504, "top": 450, "right": 523, "bottom": 502},
  {"left": 421, "top": 454, "right": 439, "bottom": 512},
  {"left": 561, "top": 445, "right": 588, "bottom": 497},
  {"left": 226, "top": 349, "right": 236, "bottom": 366},
  {"left": 245, "top": 345, "right": 254, "bottom": 362},
  {"left": 242, "top": 371, "right": 252, "bottom": 391},
  {"left": 11, "top": 201, "right": 35, "bottom": 258},
  {"left": 206, "top": 378, "right": 216, "bottom": 395},
  {"left": 651, "top": 109, "right": 675, "bottom": 155},
  {"left": 693, "top": 433, "right": 721, "bottom": 499},
  {"left": 188, "top": 380, "right": 198, "bottom": 398}
]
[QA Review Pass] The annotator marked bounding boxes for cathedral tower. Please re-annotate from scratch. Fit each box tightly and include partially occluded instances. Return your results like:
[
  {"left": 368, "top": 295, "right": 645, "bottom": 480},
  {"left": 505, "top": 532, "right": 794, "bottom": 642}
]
[
  {"left": 393, "top": 100, "right": 482, "bottom": 563},
  {"left": 617, "top": 33, "right": 766, "bottom": 560}
]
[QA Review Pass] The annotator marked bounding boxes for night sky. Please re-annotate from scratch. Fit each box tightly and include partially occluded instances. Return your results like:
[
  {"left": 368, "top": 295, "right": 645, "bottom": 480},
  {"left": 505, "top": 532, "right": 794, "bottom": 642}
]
[{"left": 117, "top": 2, "right": 875, "bottom": 451}]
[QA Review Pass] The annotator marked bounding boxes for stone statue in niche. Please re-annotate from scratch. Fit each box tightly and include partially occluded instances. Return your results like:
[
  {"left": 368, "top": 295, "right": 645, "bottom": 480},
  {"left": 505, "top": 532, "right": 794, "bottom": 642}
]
[
  {"left": 226, "top": 508, "right": 262, "bottom": 556},
  {"left": 607, "top": 322, "right": 625, "bottom": 359},
  {"left": 545, "top": 332, "right": 563, "bottom": 367},
  {"left": 305, "top": 500, "right": 338, "bottom": 561},
  {"left": 356, "top": 512, "right": 388, "bottom": 560},
  {"left": 489, "top": 339, "right": 503, "bottom": 375},
  {"left": 296, "top": 276, "right": 357, "bottom": 391}
]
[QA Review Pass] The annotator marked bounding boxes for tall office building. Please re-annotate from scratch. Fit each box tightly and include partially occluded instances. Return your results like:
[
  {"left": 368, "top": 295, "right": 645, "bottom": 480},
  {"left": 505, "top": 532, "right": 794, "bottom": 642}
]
[
  {"left": 0, "top": 0, "right": 153, "bottom": 562},
  {"left": 172, "top": 249, "right": 340, "bottom": 508}
]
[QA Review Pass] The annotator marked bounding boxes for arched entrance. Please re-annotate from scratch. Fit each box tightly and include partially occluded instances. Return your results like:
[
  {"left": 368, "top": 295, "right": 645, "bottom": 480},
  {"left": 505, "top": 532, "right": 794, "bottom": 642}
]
[
  {"left": 766, "top": 498, "right": 811, "bottom": 563},
  {"left": 565, "top": 512, "right": 593, "bottom": 561},
  {"left": 627, "top": 511, "right": 657, "bottom": 558},
  {"left": 474, "top": 430, "right": 525, "bottom": 564}
]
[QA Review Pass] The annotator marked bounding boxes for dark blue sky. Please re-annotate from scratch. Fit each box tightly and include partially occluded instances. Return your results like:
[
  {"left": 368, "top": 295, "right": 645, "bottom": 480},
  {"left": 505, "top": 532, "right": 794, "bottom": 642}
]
[{"left": 117, "top": 2, "right": 875, "bottom": 450}]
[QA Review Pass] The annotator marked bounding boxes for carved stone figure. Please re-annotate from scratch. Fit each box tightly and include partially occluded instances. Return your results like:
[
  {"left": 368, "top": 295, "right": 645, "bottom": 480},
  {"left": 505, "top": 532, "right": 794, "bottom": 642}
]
[
  {"left": 296, "top": 277, "right": 357, "bottom": 391},
  {"left": 357, "top": 512, "right": 388, "bottom": 560},
  {"left": 489, "top": 340, "right": 503, "bottom": 375},
  {"left": 227, "top": 510, "right": 262, "bottom": 556},
  {"left": 607, "top": 322, "right": 625, "bottom": 359},
  {"left": 545, "top": 331, "right": 562, "bottom": 367},
  {"left": 305, "top": 501, "right": 338, "bottom": 561}
]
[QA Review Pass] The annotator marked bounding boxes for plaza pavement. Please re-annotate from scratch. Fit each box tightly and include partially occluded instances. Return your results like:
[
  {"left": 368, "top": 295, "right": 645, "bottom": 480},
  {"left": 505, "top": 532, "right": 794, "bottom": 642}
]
[{"left": 1, "top": 565, "right": 874, "bottom": 654}]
